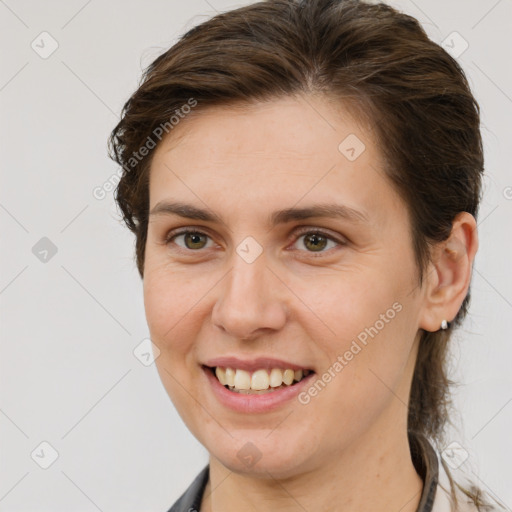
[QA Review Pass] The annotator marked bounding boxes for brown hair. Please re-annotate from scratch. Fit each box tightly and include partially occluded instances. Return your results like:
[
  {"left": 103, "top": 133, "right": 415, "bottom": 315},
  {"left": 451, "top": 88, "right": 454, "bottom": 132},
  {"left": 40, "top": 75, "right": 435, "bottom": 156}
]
[{"left": 109, "top": 0, "right": 500, "bottom": 509}]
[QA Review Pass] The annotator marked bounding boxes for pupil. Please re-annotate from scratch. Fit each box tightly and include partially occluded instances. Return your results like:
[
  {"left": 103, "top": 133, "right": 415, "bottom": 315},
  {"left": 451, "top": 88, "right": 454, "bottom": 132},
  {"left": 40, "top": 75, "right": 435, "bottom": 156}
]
[
  {"left": 186, "top": 233, "right": 205, "bottom": 249},
  {"left": 306, "top": 233, "right": 326, "bottom": 251}
]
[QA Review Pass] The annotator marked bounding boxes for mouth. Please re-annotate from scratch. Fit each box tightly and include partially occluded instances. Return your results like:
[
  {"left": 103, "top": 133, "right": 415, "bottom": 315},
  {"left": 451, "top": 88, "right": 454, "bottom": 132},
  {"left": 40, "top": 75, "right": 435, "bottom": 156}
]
[{"left": 203, "top": 365, "right": 315, "bottom": 395}]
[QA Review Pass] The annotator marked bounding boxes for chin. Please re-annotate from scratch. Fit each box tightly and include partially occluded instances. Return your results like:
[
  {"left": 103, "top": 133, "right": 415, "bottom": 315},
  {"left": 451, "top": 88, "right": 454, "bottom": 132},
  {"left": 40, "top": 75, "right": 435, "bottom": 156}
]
[{"left": 208, "top": 436, "right": 314, "bottom": 479}]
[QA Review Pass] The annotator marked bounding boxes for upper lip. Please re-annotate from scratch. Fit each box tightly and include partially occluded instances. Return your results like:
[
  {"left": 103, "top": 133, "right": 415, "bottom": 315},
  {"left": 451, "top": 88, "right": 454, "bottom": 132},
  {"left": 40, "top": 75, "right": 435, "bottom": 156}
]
[{"left": 203, "top": 356, "right": 314, "bottom": 373}]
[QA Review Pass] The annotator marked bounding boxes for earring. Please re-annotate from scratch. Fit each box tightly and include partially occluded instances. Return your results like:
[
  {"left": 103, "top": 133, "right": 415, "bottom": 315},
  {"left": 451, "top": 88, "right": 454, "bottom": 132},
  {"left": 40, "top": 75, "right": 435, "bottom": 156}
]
[{"left": 441, "top": 319, "right": 449, "bottom": 330}]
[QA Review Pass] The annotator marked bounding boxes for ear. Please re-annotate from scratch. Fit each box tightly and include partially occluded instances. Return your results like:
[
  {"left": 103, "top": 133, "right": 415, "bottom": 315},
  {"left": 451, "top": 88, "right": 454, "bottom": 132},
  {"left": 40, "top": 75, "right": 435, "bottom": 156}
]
[{"left": 418, "top": 212, "right": 479, "bottom": 332}]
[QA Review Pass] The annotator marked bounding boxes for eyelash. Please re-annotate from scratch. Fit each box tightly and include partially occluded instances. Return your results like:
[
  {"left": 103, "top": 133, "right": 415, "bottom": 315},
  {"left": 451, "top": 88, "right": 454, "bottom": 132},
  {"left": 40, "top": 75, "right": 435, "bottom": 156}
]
[{"left": 163, "top": 227, "right": 347, "bottom": 256}]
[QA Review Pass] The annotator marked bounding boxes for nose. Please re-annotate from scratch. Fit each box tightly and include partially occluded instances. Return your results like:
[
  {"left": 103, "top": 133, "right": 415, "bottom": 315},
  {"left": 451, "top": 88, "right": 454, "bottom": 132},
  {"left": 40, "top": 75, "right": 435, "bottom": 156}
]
[{"left": 211, "top": 251, "right": 288, "bottom": 341}]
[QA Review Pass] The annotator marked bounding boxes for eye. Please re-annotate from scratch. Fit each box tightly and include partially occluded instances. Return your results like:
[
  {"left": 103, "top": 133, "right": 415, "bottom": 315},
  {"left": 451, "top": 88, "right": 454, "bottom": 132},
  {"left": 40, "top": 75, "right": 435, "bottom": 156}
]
[
  {"left": 163, "top": 227, "right": 346, "bottom": 255},
  {"left": 290, "top": 228, "right": 346, "bottom": 254},
  {"left": 165, "top": 229, "right": 215, "bottom": 251}
]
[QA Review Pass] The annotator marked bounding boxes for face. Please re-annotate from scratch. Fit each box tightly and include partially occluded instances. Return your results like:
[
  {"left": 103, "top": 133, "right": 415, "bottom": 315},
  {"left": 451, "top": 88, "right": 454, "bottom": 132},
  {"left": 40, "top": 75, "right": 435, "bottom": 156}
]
[{"left": 144, "top": 94, "right": 426, "bottom": 478}]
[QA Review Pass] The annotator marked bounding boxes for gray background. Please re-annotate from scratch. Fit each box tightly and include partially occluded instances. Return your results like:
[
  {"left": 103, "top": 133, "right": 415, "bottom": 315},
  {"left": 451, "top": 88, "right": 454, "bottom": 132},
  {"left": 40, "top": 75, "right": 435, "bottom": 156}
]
[{"left": 1, "top": 0, "right": 511, "bottom": 510}]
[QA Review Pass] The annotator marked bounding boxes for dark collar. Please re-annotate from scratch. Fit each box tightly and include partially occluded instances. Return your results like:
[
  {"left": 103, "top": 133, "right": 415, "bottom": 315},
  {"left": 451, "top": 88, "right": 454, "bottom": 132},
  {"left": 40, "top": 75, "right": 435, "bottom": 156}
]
[
  {"left": 166, "top": 463, "right": 209, "bottom": 512},
  {"left": 166, "top": 432, "right": 439, "bottom": 512}
]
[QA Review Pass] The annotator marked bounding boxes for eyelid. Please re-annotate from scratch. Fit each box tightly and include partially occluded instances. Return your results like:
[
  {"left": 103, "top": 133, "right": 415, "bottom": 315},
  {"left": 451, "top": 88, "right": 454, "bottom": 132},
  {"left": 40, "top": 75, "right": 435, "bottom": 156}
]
[{"left": 291, "top": 226, "right": 347, "bottom": 245}]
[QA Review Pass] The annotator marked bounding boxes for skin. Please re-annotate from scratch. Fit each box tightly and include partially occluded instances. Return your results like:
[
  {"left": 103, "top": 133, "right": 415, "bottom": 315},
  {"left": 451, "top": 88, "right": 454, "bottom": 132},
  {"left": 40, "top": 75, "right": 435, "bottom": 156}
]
[{"left": 143, "top": 94, "right": 478, "bottom": 512}]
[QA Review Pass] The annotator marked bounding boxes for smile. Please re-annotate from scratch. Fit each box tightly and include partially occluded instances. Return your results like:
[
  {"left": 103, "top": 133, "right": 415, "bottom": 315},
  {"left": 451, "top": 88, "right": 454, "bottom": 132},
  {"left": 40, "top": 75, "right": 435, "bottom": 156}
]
[{"left": 211, "top": 366, "right": 313, "bottom": 394}]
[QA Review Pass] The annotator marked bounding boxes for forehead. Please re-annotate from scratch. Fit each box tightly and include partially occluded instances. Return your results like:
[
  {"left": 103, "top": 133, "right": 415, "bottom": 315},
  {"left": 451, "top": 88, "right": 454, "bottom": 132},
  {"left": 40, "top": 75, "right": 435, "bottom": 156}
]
[
  {"left": 148, "top": 94, "right": 401, "bottom": 228},
  {"left": 154, "top": 94, "right": 377, "bottom": 166}
]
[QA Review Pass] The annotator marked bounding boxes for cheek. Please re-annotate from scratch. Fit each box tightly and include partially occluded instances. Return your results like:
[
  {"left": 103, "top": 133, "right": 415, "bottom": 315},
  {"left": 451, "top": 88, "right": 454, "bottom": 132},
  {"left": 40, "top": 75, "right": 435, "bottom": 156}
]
[
  {"left": 295, "top": 269, "right": 393, "bottom": 340},
  {"left": 143, "top": 265, "right": 196, "bottom": 349},
  {"left": 143, "top": 268, "right": 207, "bottom": 417},
  {"left": 143, "top": 261, "right": 220, "bottom": 363},
  {"left": 302, "top": 266, "right": 414, "bottom": 382}
]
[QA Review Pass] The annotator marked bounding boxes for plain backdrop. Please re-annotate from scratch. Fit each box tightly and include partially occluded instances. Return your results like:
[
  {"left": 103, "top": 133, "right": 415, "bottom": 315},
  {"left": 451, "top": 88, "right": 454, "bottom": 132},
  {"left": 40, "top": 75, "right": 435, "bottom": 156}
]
[{"left": 1, "top": 0, "right": 511, "bottom": 510}]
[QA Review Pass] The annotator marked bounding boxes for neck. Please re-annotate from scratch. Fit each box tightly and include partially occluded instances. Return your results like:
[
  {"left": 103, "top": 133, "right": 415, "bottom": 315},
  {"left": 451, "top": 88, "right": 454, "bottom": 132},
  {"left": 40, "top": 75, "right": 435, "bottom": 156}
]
[{"left": 201, "top": 418, "right": 424, "bottom": 512}]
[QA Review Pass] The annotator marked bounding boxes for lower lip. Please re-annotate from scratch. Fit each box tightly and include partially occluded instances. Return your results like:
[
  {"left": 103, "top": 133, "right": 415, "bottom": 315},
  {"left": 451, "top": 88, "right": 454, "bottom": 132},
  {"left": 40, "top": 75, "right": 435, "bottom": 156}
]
[{"left": 202, "top": 366, "right": 316, "bottom": 414}]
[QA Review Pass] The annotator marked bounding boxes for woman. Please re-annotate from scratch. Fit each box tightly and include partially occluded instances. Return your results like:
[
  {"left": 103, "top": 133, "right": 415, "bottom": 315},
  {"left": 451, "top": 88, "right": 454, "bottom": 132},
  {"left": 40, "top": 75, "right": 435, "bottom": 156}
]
[{"left": 109, "top": 0, "right": 505, "bottom": 510}]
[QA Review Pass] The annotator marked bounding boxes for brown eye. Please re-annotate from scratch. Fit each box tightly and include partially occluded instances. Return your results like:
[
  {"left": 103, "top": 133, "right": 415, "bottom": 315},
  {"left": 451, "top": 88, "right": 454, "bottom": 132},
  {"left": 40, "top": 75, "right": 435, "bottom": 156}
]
[
  {"left": 303, "top": 233, "right": 328, "bottom": 251},
  {"left": 166, "top": 230, "right": 213, "bottom": 251},
  {"left": 291, "top": 229, "right": 346, "bottom": 254},
  {"left": 183, "top": 232, "right": 208, "bottom": 249}
]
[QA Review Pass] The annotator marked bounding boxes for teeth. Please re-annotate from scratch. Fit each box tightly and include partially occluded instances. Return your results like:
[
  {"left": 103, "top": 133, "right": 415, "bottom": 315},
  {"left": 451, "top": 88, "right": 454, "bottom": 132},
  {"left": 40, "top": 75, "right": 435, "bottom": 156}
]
[
  {"left": 213, "top": 366, "right": 311, "bottom": 392},
  {"left": 282, "top": 369, "right": 295, "bottom": 385},
  {"left": 269, "top": 368, "right": 283, "bottom": 387},
  {"left": 215, "top": 367, "right": 227, "bottom": 385},
  {"left": 225, "top": 367, "right": 235, "bottom": 386},
  {"left": 251, "top": 369, "right": 269, "bottom": 390},
  {"left": 234, "top": 369, "right": 251, "bottom": 390}
]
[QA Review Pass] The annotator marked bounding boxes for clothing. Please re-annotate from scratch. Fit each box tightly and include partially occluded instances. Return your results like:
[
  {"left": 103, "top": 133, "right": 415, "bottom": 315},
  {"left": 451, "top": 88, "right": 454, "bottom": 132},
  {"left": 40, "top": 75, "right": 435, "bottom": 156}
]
[{"left": 165, "top": 433, "right": 484, "bottom": 512}]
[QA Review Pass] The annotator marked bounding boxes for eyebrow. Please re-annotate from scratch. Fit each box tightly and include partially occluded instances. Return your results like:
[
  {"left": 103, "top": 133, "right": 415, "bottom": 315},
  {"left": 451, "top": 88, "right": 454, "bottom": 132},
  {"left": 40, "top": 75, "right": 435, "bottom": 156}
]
[{"left": 149, "top": 201, "right": 370, "bottom": 227}]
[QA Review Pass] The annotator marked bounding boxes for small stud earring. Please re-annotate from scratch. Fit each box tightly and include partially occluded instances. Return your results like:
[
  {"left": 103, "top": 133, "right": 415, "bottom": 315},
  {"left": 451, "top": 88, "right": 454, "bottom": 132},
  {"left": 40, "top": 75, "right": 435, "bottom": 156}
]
[{"left": 441, "top": 319, "right": 449, "bottom": 330}]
